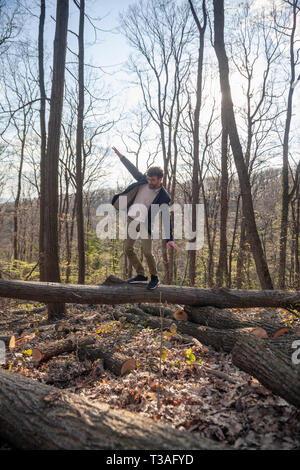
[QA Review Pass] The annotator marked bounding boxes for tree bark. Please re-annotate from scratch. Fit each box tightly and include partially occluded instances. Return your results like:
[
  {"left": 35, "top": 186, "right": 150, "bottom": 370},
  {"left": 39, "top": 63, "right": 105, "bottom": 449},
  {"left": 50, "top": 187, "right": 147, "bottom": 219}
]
[
  {"left": 38, "top": 0, "right": 47, "bottom": 282},
  {"left": 0, "top": 277, "right": 299, "bottom": 308},
  {"left": 278, "top": 1, "right": 298, "bottom": 289},
  {"left": 136, "top": 303, "right": 176, "bottom": 318},
  {"left": 216, "top": 120, "right": 229, "bottom": 287},
  {"left": 0, "top": 368, "right": 226, "bottom": 449},
  {"left": 232, "top": 334, "right": 300, "bottom": 409},
  {"left": 228, "top": 194, "right": 240, "bottom": 287},
  {"left": 78, "top": 345, "right": 135, "bottom": 376},
  {"left": 112, "top": 308, "right": 268, "bottom": 353},
  {"left": 75, "top": 0, "right": 85, "bottom": 285},
  {"left": 236, "top": 217, "right": 247, "bottom": 288},
  {"left": 182, "top": 305, "right": 285, "bottom": 336},
  {"left": 188, "top": 0, "right": 207, "bottom": 286},
  {"left": 213, "top": 0, "right": 273, "bottom": 289},
  {"left": 13, "top": 135, "right": 25, "bottom": 261},
  {"left": 32, "top": 334, "right": 95, "bottom": 363},
  {"left": 43, "top": 0, "right": 69, "bottom": 319}
]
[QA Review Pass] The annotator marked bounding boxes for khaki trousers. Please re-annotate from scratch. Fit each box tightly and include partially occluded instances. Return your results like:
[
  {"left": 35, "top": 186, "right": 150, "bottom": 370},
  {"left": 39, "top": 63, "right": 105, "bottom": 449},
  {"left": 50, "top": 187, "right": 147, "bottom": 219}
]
[{"left": 124, "top": 216, "right": 157, "bottom": 276}]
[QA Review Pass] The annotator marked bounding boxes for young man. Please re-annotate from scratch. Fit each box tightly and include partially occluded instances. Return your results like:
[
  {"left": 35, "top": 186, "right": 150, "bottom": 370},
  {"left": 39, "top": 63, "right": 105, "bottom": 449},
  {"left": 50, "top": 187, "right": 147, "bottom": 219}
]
[{"left": 111, "top": 146, "right": 179, "bottom": 289}]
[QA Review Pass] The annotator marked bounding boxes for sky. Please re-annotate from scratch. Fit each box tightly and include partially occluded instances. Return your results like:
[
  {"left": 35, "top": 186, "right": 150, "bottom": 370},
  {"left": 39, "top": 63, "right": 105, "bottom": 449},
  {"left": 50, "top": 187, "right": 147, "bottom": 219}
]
[
  {"left": 46, "top": 0, "right": 147, "bottom": 182},
  {"left": 1, "top": 0, "right": 145, "bottom": 199},
  {"left": 1, "top": 0, "right": 300, "bottom": 201}
]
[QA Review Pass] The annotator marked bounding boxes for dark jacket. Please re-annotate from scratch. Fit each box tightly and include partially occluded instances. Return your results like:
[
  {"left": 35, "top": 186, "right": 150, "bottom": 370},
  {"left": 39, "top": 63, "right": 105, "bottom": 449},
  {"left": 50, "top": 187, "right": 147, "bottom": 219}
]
[{"left": 111, "top": 155, "right": 173, "bottom": 242}]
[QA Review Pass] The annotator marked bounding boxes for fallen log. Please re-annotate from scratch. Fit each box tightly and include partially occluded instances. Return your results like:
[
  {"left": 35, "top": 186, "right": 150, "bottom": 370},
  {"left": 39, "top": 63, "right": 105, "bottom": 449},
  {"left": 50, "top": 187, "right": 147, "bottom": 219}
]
[
  {"left": 113, "top": 308, "right": 268, "bottom": 352},
  {"left": 0, "top": 277, "right": 299, "bottom": 309},
  {"left": 32, "top": 334, "right": 95, "bottom": 363},
  {"left": 137, "top": 303, "right": 176, "bottom": 318},
  {"left": 232, "top": 335, "right": 300, "bottom": 409},
  {"left": 181, "top": 306, "right": 285, "bottom": 336},
  {"left": 10, "top": 305, "right": 46, "bottom": 316},
  {"left": 0, "top": 368, "right": 227, "bottom": 449},
  {"left": 200, "top": 365, "right": 245, "bottom": 385},
  {"left": 78, "top": 345, "right": 136, "bottom": 376},
  {"left": 125, "top": 305, "right": 176, "bottom": 321}
]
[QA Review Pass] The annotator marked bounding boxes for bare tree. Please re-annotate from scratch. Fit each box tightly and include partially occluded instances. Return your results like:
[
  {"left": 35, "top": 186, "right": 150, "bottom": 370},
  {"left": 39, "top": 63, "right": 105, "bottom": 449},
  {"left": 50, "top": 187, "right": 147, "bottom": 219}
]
[
  {"left": 43, "top": 0, "right": 69, "bottom": 319},
  {"left": 38, "top": 0, "right": 47, "bottom": 281},
  {"left": 228, "top": 4, "right": 282, "bottom": 287},
  {"left": 213, "top": 0, "right": 273, "bottom": 290},
  {"left": 73, "top": 0, "right": 86, "bottom": 284},
  {"left": 275, "top": 0, "right": 300, "bottom": 288},
  {"left": 187, "top": 0, "right": 207, "bottom": 286},
  {"left": 0, "top": 49, "right": 38, "bottom": 261},
  {"left": 0, "top": 0, "right": 22, "bottom": 55}
]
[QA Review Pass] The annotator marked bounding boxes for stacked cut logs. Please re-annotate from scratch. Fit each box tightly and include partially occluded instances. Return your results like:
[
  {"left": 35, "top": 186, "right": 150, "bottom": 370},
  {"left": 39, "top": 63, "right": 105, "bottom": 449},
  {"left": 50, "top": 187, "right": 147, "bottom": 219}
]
[
  {"left": 120, "top": 303, "right": 300, "bottom": 409},
  {"left": 30, "top": 334, "right": 136, "bottom": 377},
  {"left": 1, "top": 275, "right": 300, "bottom": 449}
]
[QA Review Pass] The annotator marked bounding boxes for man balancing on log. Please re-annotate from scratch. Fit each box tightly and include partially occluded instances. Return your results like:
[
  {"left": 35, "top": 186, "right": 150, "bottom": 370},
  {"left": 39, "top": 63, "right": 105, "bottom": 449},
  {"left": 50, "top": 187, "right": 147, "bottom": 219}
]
[{"left": 111, "top": 146, "right": 179, "bottom": 290}]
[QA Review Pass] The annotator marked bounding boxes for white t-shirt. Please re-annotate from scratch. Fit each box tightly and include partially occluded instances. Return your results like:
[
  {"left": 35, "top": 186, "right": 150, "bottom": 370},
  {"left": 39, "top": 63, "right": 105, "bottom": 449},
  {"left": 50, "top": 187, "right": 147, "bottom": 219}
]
[{"left": 128, "top": 184, "right": 160, "bottom": 222}]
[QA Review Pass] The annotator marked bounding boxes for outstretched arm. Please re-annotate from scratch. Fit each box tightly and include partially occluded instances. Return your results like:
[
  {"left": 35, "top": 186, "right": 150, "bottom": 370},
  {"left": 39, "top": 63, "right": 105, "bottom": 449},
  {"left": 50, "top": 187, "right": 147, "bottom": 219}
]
[{"left": 112, "top": 146, "right": 145, "bottom": 181}]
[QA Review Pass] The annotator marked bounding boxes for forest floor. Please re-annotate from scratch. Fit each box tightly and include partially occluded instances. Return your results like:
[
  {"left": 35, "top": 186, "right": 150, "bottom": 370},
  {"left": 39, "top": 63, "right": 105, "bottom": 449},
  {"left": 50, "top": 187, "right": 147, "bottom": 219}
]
[{"left": 0, "top": 297, "right": 299, "bottom": 450}]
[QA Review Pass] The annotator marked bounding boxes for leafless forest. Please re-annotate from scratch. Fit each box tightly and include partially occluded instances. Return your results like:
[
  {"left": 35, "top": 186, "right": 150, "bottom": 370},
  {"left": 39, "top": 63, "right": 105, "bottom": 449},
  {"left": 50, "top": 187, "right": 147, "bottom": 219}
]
[{"left": 0, "top": 0, "right": 300, "bottom": 452}]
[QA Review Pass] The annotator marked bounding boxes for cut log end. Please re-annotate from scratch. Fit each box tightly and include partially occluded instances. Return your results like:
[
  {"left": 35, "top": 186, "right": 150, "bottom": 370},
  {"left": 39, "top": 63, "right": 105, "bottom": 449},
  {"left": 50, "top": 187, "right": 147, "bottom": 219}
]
[
  {"left": 0, "top": 335, "right": 16, "bottom": 349},
  {"left": 247, "top": 327, "right": 268, "bottom": 339},
  {"left": 273, "top": 327, "right": 292, "bottom": 338},
  {"left": 173, "top": 307, "right": 188, "bottom": 321},
  {"left": 120, "top": 358, "right": 136, "bottom": 376},
  {"left": 9, "top": 336, "right": 15, "bottom": 349},
  {"left": 32, "top": 349, "right": 45, "bottom": 363}
]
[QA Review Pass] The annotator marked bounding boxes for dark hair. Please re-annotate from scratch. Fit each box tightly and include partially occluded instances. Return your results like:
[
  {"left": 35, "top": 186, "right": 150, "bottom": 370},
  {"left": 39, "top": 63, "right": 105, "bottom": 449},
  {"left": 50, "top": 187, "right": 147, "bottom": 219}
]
[{"left": 146, "top": 166, "right": 164, "bottom": 179}]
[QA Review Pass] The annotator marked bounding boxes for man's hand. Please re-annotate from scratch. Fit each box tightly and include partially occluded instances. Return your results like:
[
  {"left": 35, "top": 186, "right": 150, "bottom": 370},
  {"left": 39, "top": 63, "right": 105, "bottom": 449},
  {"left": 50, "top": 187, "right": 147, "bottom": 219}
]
[
  {"left": 167, "top": 240, "right": 179, "bottom": 251},
  {"left": 112, "top": 146, "right": 124, "bottom": 159}
]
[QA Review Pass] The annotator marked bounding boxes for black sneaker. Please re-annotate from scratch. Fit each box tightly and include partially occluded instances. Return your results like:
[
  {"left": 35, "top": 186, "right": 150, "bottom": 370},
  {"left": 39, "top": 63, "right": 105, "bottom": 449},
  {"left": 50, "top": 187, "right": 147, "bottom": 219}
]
[
  {"left": 127, "top": 274, "right": 148, "bottom": 283},
  {"left": 147, "top": 275, "right": 160, "bottom": 290}
]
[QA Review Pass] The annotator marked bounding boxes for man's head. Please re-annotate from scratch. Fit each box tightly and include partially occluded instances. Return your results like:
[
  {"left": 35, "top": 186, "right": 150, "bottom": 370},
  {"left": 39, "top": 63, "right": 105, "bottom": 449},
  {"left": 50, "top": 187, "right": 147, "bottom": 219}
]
[{"left": 146, "top": 166, "right": 164, "bottom": 189}]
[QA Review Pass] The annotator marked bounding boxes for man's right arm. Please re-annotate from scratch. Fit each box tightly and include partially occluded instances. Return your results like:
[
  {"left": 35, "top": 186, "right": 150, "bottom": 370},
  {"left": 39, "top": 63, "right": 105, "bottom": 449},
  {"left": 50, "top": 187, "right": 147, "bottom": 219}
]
[{"left": 112, "top": 146, "right": 145, "bottom": 181}]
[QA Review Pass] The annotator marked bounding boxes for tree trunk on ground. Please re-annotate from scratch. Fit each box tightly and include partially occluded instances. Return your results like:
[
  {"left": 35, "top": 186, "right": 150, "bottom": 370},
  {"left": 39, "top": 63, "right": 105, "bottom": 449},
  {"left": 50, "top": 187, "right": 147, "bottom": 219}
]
[
  {"left": 213, "top": 0, "right": 273, "bottom": 290},
  {"left": 32, "top": 334, "right": 95, "bottom": 363},
  {"left": 113, "top": 308, "right": 268, "bottom": 353},
  {"left": 78, "top": 345, "right": 135, "bottom": 376},
  {"left": 0, "top": 368, "right": 226, "bottom": 450},
  {"left": 182, "top": 305, "right": 286, "bottom": 336},
  {"left": 0, "top": 277, "right": 300, "bottom": 308},
  {"left": 136, "top": 303, "right": 176, "bottom": 318},
  {"left": 232, "top": 334, "right": 300, "bottom": 409},
  {"left": 43, "top": 0, "right": 69, "bottom": 319}
]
